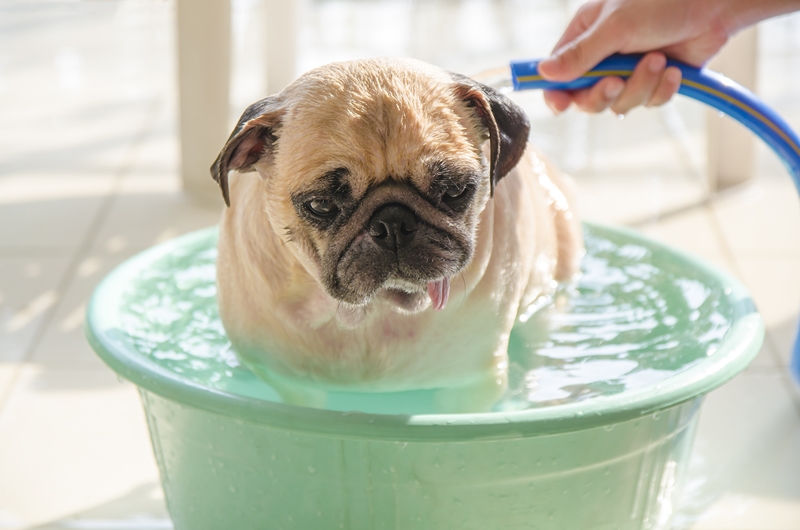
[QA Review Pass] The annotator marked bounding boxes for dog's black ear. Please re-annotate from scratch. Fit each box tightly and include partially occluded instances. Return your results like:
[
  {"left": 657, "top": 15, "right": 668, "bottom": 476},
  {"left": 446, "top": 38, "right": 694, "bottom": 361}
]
[
  {"left": 210, "top": 97, "right": 285, "bottom": 207},
  {"left": 451, "top": 74, "right": 530, "bottom": 195}
]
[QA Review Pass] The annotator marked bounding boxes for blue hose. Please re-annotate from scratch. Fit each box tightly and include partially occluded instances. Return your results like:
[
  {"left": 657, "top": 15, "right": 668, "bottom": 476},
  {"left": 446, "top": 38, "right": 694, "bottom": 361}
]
[
  {"left": 510, "top": 53, "right": 800, "bottom": 382},
  {"left": 511, "top": 53, "right": 800, "bottom": 194}
]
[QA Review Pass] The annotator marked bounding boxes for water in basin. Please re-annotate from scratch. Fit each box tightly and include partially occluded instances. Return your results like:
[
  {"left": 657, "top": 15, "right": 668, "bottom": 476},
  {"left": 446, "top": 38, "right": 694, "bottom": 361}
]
[{"left": 116, "top": 224, "right": 745, "bottom": 414}]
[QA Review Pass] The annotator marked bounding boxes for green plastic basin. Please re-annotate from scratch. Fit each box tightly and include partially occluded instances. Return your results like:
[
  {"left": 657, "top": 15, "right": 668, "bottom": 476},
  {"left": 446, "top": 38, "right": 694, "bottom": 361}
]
[{"left": 85, "top": 223, "right": 763, "bottom": 530}]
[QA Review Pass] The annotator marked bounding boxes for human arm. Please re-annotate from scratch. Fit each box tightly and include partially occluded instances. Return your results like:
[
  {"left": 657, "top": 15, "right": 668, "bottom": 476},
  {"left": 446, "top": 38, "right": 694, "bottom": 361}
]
[{"left": 538, "top": 0, "right": 800, "bottom": 115}]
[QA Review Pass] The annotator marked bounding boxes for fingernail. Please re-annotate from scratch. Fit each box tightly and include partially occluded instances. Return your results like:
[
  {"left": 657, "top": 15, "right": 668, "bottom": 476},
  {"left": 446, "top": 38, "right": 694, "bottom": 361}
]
[
  {"left": 539, "top": 55, "right": 561, "bottom": 76},
  {"left": 605, "top": 82, "right": 623, "bottom": 100},
  {"left": 648, "top": 54, "right": 666, "bottom": 73}
]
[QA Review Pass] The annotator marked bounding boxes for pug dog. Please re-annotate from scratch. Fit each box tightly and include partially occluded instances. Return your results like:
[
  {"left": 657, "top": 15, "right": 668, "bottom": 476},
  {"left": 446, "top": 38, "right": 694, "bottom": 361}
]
[{"left": 211, "top": 58, "right": 583, "bottom": 412}]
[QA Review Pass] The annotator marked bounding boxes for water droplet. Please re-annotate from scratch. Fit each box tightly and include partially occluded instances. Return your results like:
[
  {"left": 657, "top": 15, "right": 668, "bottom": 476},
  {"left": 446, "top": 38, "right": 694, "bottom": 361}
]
[
  {"left": 604, "top": 424, "right": 614, "bottom": 431},
  {"left": 617, "top": 113, "right": 626, "bottom": 121}
]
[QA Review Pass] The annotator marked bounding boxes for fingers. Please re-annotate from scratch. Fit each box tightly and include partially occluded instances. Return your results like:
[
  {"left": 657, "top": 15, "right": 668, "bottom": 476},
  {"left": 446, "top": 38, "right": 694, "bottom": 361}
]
[
  {"left": 543, "top": 90, "right": 574, "bottom": 114},
  {"left": 542, "top": 57, "right": 682, "bottom": 115},
  {"left": 543, "top": 78, "right": 626, "bottom": 115},
  {"left": 550, "top": 1, "right": 604, "bottom": 56},
  {"left": 609, "top": 52, "right": 667, "bottom": 114},
  {"left": 543, "top": 78, "right": 625, "bottom": 115},
  {"left": 571, "top": 77, "right": 625, "bottom": 113},
  {"left": 539, "top": 9, "right": 627, "bottom": 81},
  {"left": 646, "top": 66, "right": 682, "bottom": 107}
]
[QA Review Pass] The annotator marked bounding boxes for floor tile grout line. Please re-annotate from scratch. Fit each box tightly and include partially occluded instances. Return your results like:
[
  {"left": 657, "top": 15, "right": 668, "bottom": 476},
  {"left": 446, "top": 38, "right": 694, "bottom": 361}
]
[{"left": 0, "top": 98, "right": 163, "bottom": 414}]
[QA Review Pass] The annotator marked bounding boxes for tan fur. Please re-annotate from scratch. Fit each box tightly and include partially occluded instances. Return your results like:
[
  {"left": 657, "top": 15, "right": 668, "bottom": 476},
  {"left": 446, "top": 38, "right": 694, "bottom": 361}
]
[{"left": 215, "top": 58, "right": 583, "bottom": 411}]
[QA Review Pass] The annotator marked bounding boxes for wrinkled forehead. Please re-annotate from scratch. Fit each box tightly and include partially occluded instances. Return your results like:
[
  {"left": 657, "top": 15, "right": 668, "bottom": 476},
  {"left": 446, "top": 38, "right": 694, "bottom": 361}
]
[{"left": 274, "top": 66, "right": 482, "bottom": 197}]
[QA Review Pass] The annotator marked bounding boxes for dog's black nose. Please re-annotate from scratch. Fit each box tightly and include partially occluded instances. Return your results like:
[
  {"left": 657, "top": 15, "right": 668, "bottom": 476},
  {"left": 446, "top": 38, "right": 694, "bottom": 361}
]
[{"left": 368, "top": 204, "right": 417, "bottom": 251}]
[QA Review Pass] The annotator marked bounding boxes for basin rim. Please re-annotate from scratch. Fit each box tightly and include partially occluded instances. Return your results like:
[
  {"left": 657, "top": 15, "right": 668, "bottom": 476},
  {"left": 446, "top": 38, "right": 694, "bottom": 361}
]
[{"left": 85, "top": 223, "right": 764, "bottom": 442}]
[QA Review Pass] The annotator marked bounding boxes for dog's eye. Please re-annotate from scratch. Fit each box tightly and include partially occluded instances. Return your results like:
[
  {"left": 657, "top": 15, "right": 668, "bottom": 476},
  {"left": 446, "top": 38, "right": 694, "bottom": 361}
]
[
  {"left": 443, "top": 184, "right": 467, "bottom": 201},
  {"left": 306, "top": 198, "right": 339, "bottom": 217}
]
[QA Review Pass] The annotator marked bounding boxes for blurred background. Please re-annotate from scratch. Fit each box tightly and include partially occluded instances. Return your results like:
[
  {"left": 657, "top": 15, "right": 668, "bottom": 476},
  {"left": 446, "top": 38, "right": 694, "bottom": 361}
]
[{"left": 0, "top": 0, "right": 799, "bottom": 528}]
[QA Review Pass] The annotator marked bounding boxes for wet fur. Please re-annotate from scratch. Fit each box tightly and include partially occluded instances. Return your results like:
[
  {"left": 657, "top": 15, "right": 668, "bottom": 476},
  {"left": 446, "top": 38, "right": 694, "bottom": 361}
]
[{"left": 212, "top": 58, "right": 583, "bottom": 411}]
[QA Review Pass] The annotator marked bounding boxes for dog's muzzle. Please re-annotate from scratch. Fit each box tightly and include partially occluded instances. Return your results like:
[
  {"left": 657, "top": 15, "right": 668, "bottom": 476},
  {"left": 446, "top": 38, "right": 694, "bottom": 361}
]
[
  {"left": 326, "top": 189, "right": 471, "bottom": 312},
  {"left": 368, "top": 204, "right": 417, "bottom": 252},
  {"left": 365, "top": 204, "right": 450, "bottom": 311}
]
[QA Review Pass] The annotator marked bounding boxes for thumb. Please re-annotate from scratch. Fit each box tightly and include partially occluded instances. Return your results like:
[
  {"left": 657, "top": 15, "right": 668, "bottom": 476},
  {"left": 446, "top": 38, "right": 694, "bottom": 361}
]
[{"left": 539, "top": 18, "right": 624, "bottom": 81}]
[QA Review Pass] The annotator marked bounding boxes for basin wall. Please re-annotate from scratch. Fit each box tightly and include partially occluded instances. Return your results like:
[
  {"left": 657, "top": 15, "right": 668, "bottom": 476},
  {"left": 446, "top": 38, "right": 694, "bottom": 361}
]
[{"left": 140, "top": 389, "right": 701, "bottom": 530}]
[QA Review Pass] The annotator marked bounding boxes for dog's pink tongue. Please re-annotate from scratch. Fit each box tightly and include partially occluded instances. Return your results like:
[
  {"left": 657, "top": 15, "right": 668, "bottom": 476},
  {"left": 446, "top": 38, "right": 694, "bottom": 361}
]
[{"left": 427, "top": 277, "right": 450, "bottom": 311}]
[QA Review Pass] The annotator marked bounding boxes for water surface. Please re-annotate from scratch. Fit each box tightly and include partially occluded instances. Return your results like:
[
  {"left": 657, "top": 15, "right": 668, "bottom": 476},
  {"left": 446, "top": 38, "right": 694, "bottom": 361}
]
[{"left": 118, "top": 225, "right": 741, "bottom": 413}]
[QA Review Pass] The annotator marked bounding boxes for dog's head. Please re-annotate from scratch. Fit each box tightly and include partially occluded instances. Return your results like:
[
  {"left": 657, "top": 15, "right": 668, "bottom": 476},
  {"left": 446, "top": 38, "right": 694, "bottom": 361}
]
[{"left": 211, "top": 58, "right": 529, "bottom": 313}]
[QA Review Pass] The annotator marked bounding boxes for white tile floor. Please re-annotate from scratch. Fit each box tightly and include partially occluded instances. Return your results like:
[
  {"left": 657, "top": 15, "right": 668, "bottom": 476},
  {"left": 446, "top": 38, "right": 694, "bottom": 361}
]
[{"left": 0, "top": 1, "right": 799, "bottom": 529}]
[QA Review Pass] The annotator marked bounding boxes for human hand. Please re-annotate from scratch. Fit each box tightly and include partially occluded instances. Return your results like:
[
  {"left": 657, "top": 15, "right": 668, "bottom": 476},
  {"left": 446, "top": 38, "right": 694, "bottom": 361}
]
[{"left": 538, "top": 0, "right": 734, "bottom": 115}]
